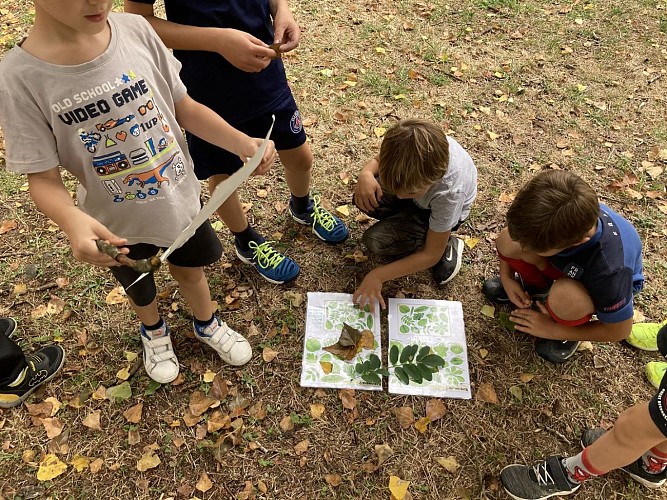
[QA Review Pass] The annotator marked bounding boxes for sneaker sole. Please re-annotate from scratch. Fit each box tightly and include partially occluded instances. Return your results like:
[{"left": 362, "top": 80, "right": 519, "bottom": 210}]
[
  {"left": 626, "top": 339, "right": 659, "bottom": 351},
  {"left": 289, "top": 210, "right": 349, "bottom": 244},
  {"left": 438, "top": 237, "right": 464, "bottom": 285},
  {"left": 234, "top": 247, "right": 298, "bottom": 285},
  {"left": 622, "top": 468, "right": 666, "bottom": 489},
  {"left": 0, "top": 349, "right": 66, "bottom": 409}
]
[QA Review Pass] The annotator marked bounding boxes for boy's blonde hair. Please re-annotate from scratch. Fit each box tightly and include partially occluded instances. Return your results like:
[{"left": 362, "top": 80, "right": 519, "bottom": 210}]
[
  {"left": 378, "top": 119, "right": 449, "bottom": 194},
  {"left": 507, "top": 170, "right": 599, "bottom": 253}
]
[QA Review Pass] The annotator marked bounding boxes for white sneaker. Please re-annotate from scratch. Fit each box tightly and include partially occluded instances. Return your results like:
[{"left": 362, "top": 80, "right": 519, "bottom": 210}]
[
  {"left": 194, "top": 317, "right": 252, "bottom": 366},
  {"left": 140, "top": 323, "right": 179, "bottom": 383}
]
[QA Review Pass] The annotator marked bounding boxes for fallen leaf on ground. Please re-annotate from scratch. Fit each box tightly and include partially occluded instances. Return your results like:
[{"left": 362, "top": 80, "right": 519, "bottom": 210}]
[
  {"left": 414, "top": 416, "right": 430, "bottom": 433},
  {"left": 196, "top": 472, "right": 213, "bottom": 493},
  {"left": 338, "top": 389, "right": 356, "bottom": 410},
  {"left": 203, "top": 370, "right": 216, "bottom": 383},
  {"left": 70, "top": 455, "right": 90, "bottom": 472},
  {"left": 40, "top": 417, "right": 65, "bottom": 439},
  {"left": 189, "top": 390, "right": 217, "bottom": 416},
  {"left": 476, "top": 382, "right": 499, "bottom": 404},
  {"left": 82, "top": 411, "right": 102, "bottom": 431},
  {"left": 519, "top": 373, "right": 535, "bottom": 383},
  {"left": 89, "top": 458, "right": 104, "bottom": 473},
  {"left": 37, "top": 454, "right": 68, "bottom": 481},
  {"left": 105, "top": 286, "right": 128, "bottom": 305},
  {"left": 509, "top": 385, "right": 523, "bottom": 401},
  {"left": 374, "top": 443, "right": 394, "bottom": 466},
  {"left": 388, "top": 475, "right": 410, "bottom": 500},
  {"left": 425, "top": 399, "right": 447, "bottom": 422},
  {"left": 262, "top": 347, "right": 279, "bottom": 363},
  {"left": 280, "top": 415, "right": 294, "bottom": 432},
  {"left": 393, "top": 407, "right": 415, "bottom": 429},
  {"left": 480, "top": 305, "right": 495, "bottom": 318},
  {"left": 577, "top": 341, "right": 594, "bottom": 352},
  {"left": 136, "top": 451, "right": 161, "bottom": 472},
  {"left": 294, "top": 439, "right": 309, "bottom": 455},
  {"left": 0, "top": 219, "right": 17, "bottom": 234},
  {"left": 123, "top": 403, "right": 143, "bottom": 423},
  {"left": 436, "top": 456, "right": 461, "bottom": 473},
  {"left": 310, "top": 403, "right": 325, "bottom": 419},
  {"left": 324, "top": 473, "right": 342, "bottom": 486},
  {"left": 336, "top": 205, "right": 350, "bottom": 216}
]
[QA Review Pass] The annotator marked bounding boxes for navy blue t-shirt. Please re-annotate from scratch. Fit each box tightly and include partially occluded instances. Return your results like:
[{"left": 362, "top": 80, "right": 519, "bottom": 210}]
[
  {"left": 548, "top": 203, "right": 643, "bottom": 324},
  {"left": 130, "top": 0, "right": 290, "bottom": 124}
]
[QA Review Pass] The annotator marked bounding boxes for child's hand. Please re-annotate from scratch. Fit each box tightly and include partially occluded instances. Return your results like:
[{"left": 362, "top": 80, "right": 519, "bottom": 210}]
[
  {"left": 215, "top": 29, "right": 276, "bottom": 73},
  {"left": 500, "top": 275, "right": 532, "bottom": 309},
  {"left": 353, "top": 171, "right": 383, "bottom": 213},
  {"left": 272, "top": 6, "right": 300, "bottom": 53},
  {"left": 238, "top": 137, "right": 276, "bottom": 176},
  {"left": 510, "top": 302, "right": 557, "bottom": 338},
  {"left": 352, "top": 270, "right": 386, "bottom": 314},
  {"left": 66, "top": 212, "right": 128, "bottom": 267}
]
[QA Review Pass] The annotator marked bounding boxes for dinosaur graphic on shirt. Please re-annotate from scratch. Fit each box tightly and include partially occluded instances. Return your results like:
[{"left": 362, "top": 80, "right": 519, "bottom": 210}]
[{"left": 122, "top": 152, "right": 177, "bottom": 188}]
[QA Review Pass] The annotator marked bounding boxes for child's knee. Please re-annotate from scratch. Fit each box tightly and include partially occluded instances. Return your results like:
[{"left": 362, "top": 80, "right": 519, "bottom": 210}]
[
  {"left": 546, "top": 278, "right": 594, "bottom": 323},
  {"left": 170, "top": 265, "right": 205, "bottom": 286}
]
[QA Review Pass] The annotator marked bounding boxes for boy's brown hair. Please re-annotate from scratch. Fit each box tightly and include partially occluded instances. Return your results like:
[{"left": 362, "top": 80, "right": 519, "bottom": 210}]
[
  {"left": 378, "top": 119, "right": 449, "bottom": 194},
  {"left": 507, "top": 170, "right": 599, "bottom": 253}
]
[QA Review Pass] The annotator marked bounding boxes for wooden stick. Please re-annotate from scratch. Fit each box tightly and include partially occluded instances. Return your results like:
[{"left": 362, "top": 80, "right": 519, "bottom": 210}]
[{"left": 95, "top": 240, "right": 161, "bottom": 273}]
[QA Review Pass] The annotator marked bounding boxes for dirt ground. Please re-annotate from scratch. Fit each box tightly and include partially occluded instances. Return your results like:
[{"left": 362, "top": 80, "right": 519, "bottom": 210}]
[{"left": 1, "top": 0, "right": 667, "bottom": 499}]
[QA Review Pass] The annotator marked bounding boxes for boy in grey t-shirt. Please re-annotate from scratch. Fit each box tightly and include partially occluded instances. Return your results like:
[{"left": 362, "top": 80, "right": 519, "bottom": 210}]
[
  {"left": 352, "top": 119, "right": 477, "bottom": 312},
  {"left": 0, "top": 2, "right": 276, "bottom": 384}
]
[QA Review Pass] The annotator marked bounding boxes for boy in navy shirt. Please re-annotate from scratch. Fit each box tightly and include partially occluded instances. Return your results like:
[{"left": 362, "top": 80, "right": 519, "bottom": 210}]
[
  {"left": 483, "top": 170, "right": 643, "bottom": 363},
  {"left": 125, "top": 0, "right": 349, "bottom": 285}
]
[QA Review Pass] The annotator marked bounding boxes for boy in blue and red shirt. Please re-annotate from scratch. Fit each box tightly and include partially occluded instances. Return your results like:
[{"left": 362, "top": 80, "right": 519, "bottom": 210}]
[
  {"left": 484, "top": 170, "right": 643, "bottom": 363},
  {"left": 125, "top": 0, "right": 349, "bottom": 285}
]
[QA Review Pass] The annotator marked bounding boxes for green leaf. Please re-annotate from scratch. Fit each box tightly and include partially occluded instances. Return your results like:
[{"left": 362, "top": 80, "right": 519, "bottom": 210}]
[
  {"left": 403, "top": 364, "right": 423, "bottom": 383},
  {"left": 361, "top": 373, "right": 382, "bottom": 385},
  {"left": 144, "top": 380, "right": 161, "bottom": 396},
  {"left": 325, "top": 320, "right": 333, "bottom": 330},
  {"left": 421, "top": 354, "right": 446, "bottom": 368},
  {"left": 366, "top": 316, "right": 373, "bottom": 329},
  {"left": 407, "top": 344, "right": 419, "bottom": 361},
  {"left": 369, "top": 354, "right": 381, "bottom": 370},
  {"left": 417, "top": 346, "right": 431, "bottom": 361},
  {"left": 355, "top": 362, "right": 364, "bottom": 374},
  {"left": 362, "top": 360, "right": 371, "bottom": 372},
  {"left": 399, "top": 305, "right": 410, "bottom": 314},
  {"left": 498, "top": 311, "right": 516, "bottom": 331},
  {"left": 106, "top": 382, "right": 132, "bottom": 402},
  {"left": 418, "top": 319, "right": 427, "bottom": 327},
  {"left": 399, "top": 346, "right": 411, "bottom": 364},
  {"left": 390, "top": 344, "right": 399, "bottom": 365},
  {"left": 450, "top": 357, "right": 464, "bottom": 366},
  {"left": 417, "top": 363, "right": 433, "bottom": 381},
  {"left": 415, "top": 306, "right": 428, "bottom": 312},
  {"left": 376, "top": 368, "right": 390, "bottom": 377},
  {"left": 394, "top": 367, "right": 410, "bottom": 385},
  {"left": 450, "top": 343, "right": 464, "bottom": 354},
  {"left": 399, "top": 325, "right": 409, "bottom": 334}
]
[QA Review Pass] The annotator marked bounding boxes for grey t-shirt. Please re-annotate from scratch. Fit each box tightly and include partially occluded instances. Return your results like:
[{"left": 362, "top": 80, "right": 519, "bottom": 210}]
[
  {"left": 413, "top": 136, "right": 478, "bottom": 233},
  {"left": 0, "top": 13, "right": 201, "bottom": 247}
]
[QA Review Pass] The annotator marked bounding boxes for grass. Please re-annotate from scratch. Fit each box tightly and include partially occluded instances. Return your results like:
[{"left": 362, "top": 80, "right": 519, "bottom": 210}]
[{"left": 2, "top": 0, "right": 667, "bottom": 498}]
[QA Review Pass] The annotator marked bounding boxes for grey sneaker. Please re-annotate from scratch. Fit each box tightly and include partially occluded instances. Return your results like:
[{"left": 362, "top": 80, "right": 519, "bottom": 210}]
[
  {"left": 581, "top": 428, "right": 667, "bottom": 488},
  {"left": 501, "top": 455, "right": 580, "bottom": 500}
]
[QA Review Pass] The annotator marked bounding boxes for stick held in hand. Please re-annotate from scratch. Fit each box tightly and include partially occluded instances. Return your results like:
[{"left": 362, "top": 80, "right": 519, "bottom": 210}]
[{"left": 95, "top": 240, "right": 161, "bottom": 273}]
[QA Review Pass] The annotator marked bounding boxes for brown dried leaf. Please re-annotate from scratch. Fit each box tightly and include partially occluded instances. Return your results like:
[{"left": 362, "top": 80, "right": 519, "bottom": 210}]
[
  {"left": 392, "top": 407, "right": 415, "bottom": 429},
  {"left": 310, "top": 403, "right": 325, "bottom": 419},
  {"left": 82, "top": 411, "right": 102, "bottom": 431},
  {"left": 123, "top": 403, "right": 143, "bottom": 424},
  {"left": 294, "top": 439, "right": 309, "bottom": 455},
  {"left": 324, "top": 473, "right": 342, "bottom": 486},
  {"left": 0, "top": 219, "right": 17, "bottom": 234},
  {"left": 476, "top": 382, "right": 499, "bottom": 404},
  {"left": 262, "top": 347, "right": 279, "bottom": 363},
  {"left": 425, "top": 399, "right": 447, "bottom": 422},
  {"left": 338, "top": 389, "right": 356, "bottom": 410},
  {"left": 196, "top": 471, "right": 213, "bottom": 493},
  {"left": 136, "top": 451, "right": 160, "bottom": 472},
  {"left": 210, "top": 374, "right": 228, "bottom": 400},
  {"left": 40, "top": 417, "right": 65, "bottom": 439},
  {"left": 189, "top": 390, "right": 217, "bottom": 417},
  {"left": 374, "top": 443, "right": 394, "bottom": 466},
  {"left": 280, "top": 415, "right": 294, "bottom": 432}
]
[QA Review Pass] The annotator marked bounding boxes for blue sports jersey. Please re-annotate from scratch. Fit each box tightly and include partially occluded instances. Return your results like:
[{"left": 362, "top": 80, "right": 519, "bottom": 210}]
[
  {"left": 548, "top": 203, "right": 643, "bottom": 324},
  {"left": 130, "top": 0, "right": 291, "bottom": 124}
]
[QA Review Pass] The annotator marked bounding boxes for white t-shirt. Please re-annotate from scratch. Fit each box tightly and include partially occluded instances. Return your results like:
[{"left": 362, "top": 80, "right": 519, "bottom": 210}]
[
  {"left": 413, "top": 137, "right": 478, "bottom": 232},
  {"left": 0, "top": 13, "right": 201, "bottom": 247}
]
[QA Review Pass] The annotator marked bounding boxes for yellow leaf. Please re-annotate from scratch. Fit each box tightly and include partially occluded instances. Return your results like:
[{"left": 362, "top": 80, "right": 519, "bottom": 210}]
[
  {"left": 479, "top": 348, "right": 489, "bottom": 359},
  {"left": 388, "top": 475, "right": 410, "bottom": 500},
  {"left": 116, "top": 365, "right": 131, "bottom": 381},
  {"left": 375, "top": 47, "right": 386, "bottom": 54},
  {"left": 203, "top": 370, "right": 216, "bottom": 383},
  {"left": 574, "top": 17, "right": 583, "bottom": 24},
  {"left": 414, "top": 416, "right": 430, "bottom": 434},
  {"left": 577, "top": 341, "right": 594, "bottom": 352},
  {"left": 124, "top": 351, "right": 138, "bottom": 362},
  {"left": 82, "top": 410, "right": 102, "bottom": 431},
  {"left": 262, "top": 347, "right": 279, "bottom": 363},
  {"left": 70, "top": 455, "right": 90, "bottom": 472},
  {"left": 436, "top": 456, "right": 460, "bottom": 473},
  {"left": 105, "top": 286, "right": 128, "bottom": 305},
  {"left": 294, "top": 439, "right": 310, "bottom": 455},
  {"left": 336, "top": 205, "right": 350, "bottom": 217},
  {"left": 393, "top": 94, "right": 406, "bottom": 100},
  {"left": 13, "top": 283, "right": 27, "bottom": 296},
  {"left": 37, "top": 454, "right": 68, "bottom": 481},
  {"left": 343, "top": 80, "right": 357, "bottom": 87},
  {"left": 519, "top": 373, "right": 535, "bottom": 383},
  {"left": 136, "top": 451, "right": 161, "bottom": 471},
  {"left": 463, "top": 237, "right": 479, "bottom": 249},
  {"left": 487, "top": 130, "right": 499, "bottom": 140},
  {"left": 320, "top": 361, "right": 333, "bottom": 374},
  {"left": 480, "top": 305, "right": 495, "bottom": 318},
  {"left": 310, "top": 403, "right": 325, "bottom": 419},
  {"left": 374, "top": 127, "right": 387, "bottom": 138},
  {"left": 576, "top": 83, "right": 588, "bottom": 92}
]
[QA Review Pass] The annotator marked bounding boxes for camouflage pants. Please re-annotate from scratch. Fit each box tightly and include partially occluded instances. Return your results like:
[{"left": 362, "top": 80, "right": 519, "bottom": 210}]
[{"left": 358, "top": 192, "right": 431, "bottom": 258}]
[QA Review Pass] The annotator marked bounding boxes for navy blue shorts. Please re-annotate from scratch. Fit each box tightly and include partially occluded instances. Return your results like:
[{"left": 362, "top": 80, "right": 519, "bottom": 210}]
[
  {"left": 188, "top": 93, "right": 307, "bottom": 179},
  {"left": 109, "top": 220, "right": 222, "bottom": 307}
]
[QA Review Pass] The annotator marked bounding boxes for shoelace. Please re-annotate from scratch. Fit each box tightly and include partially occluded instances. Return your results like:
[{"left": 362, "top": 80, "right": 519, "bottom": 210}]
[
  {"left": 532, "top": 461, "right": 555, "bottom": 486},
  {"left": 248, "top": 240, "right": 286, "bottom": 270},
  {"left": 311, "top": 195, "right": 337, "bottom": 231}
]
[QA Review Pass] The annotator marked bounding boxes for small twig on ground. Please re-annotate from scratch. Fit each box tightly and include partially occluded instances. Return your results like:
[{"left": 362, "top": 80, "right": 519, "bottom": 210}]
[
  {"left": 0, "top": 252, "right": 33, "bottom": 259},
  {"left": 35, "top": 282, "right": 58, "bottom": 292},
  {"left": 237, "top": 266, "right": 261, "bottom": 306},
  {"left": 544, "top": 427, "right": 573, "bottom": 445}
]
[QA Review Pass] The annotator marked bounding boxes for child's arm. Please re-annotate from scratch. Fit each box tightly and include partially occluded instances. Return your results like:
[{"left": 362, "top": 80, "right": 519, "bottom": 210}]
[
  {"left": 353, "top": 229, "right": 450, "bottom": 313},
  {"left": 174, "top": 95, "right": 276, "bottom": 173},
  {"left": 269, "top": 0, "right": 301, "bottom": 53},
  {"left": 28, "top": 168, "right": 128, "bottom": 267},
  {"left": 496, "top": 228, "right": 542, "bottom": 308},
  {"left": 353, "top": 157, "right": 383, "bottom": 213},
  {"left": 510, "top": 303, "right": 633, "bottom": 342},
  {"left": 124, "top": 1, "right": 277, "bottom": 72}
]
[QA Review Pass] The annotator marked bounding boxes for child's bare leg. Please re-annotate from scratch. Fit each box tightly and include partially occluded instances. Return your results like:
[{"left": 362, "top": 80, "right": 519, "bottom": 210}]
[
  {"left": 128, "top": 298, "right": 161, "bottom": 326},
  {"left": 280, "top": 143, "right": 313, "bottom": 197},
  {"left": 208, "top": 174, "right": 249, "bottom": 233},
  {"left": 585, "top": 402, "right": 667, "bottom": 472},
  {"left": 168, "top": 264, "right": 212, "bottom": 322},
  {"left": 546, "top": 278, "right": 594, "bottom": 323}
]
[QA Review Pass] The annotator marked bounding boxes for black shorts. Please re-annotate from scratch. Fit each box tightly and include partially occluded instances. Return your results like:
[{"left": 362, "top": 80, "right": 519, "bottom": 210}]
[
  {"left": 109, "top": 220, "right": 222, "bottom": 307},
  {"left": 187, "top": 93, "right": 307, "bottom": 179}
]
